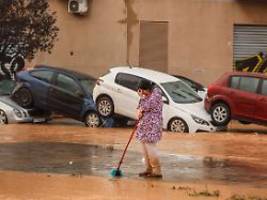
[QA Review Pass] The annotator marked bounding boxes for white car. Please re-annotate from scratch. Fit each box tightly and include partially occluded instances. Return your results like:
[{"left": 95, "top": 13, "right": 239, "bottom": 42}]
[{"left": 93, "top": 66, "right": 216, "bottom": 133}]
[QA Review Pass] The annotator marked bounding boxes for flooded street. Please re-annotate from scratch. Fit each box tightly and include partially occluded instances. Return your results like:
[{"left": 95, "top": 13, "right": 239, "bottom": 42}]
[{"left": 0, "top": 119, "right": 267, "bottom": 199}]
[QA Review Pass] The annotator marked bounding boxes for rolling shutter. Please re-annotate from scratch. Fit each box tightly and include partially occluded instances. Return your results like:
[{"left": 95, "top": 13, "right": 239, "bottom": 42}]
[{"left": 233, "top": 24, "right": 267, "bottom": 61}]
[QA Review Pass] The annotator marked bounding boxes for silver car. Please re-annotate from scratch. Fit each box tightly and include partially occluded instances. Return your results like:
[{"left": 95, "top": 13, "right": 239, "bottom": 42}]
[{"left": 0, "top": 96, "right": 33, "bottom": 124}]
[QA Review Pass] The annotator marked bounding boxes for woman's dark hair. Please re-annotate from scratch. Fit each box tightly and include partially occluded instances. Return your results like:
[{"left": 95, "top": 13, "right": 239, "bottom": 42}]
[{"left": 138, "top": 79, "right": 153, "bottom": 91}]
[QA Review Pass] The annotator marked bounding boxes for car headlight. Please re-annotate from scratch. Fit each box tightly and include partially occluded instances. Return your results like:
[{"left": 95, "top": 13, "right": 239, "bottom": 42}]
[
  {"left": 13, "top": 109, "right": 23, "bottom": 118},
  {"left": 191, "top": 115, "right": 209, "bottom": 126}
]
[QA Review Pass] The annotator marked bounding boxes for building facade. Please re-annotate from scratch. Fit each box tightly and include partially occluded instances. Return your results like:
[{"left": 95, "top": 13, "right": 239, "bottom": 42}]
[{"left": 33, "top": 0, "right": 267, "bottom": 85}]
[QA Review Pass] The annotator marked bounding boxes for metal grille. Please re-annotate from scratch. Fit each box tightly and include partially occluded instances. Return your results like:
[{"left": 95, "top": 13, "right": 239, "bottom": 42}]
[{"left": 233, "top": 24, "right": 267, "bottom": 61}]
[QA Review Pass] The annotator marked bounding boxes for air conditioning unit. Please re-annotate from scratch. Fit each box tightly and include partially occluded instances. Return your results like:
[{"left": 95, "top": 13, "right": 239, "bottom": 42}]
[{"left": 68, "top": 0, "right": 88, "bottom": 14}]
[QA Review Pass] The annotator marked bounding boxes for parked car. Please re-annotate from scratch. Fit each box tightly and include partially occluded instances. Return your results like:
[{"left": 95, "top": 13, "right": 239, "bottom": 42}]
[
  {"left": 172, "top": 75, "right": 207, "bottom": 98},
  {"left": 93, "top": 66, "right": 217, "bottom": 133},
  {"left": 205, "top": 72, "right": 267, "bottom": 126},
  {"left": 12, "top": 65, "right": 101, "bottom": 127},
  {"left": 0, "top": 79, "right": 32, "bottom": 124}
]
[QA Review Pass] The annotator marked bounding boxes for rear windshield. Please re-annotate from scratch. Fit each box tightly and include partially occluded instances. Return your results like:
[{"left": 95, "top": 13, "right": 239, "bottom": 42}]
[
  {"left": 0, "top": 80, "right": 16, "bottom": 95},
  {"left": 80, "top": 79, "right": 96, "bottom": 94}
]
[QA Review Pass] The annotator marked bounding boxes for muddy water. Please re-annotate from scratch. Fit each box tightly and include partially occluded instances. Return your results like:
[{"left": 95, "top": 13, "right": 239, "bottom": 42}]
[
  {"left": 0, "top": 141, "right": 266, "bottom": 188},
  {"left": 0, "top": 120, "right": 266, "bottom": 190}
]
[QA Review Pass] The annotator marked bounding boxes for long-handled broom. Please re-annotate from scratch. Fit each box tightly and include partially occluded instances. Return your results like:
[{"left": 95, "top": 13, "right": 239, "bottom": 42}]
[{"left": 110, "top": 120, "right": 140, "bottom": 177}]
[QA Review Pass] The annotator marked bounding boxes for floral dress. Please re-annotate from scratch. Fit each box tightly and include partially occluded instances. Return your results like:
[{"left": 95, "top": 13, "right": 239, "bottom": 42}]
[{"left": 136, "top": 87, "right": 163, "bottom": 143}]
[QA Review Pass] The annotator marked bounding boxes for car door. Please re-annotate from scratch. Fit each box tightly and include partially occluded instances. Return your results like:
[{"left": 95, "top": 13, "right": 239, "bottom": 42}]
[
  {"left": 255, "top": 78, "right": 267, "bottom": 122},
  {"left": 48, "top": 73, "right": 84, "bottom": 119},
  {"left": 30, "top": 70, "right": 55, "bottom": 107},
  {"left": 228, "top": 76, "right": 260, "bottom": 119},
  {"left": 113, "top": 73, "right": 141, "bottom": 119}
]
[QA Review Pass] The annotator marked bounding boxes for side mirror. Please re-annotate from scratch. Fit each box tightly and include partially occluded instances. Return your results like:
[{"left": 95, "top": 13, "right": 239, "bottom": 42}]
[{"left": 162, "top": 96, "right": 169, "bottom": 104}]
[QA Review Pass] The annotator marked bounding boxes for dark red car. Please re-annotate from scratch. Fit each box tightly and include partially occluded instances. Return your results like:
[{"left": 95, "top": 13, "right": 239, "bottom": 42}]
[{"left": 205, "top": 72, "right": 267, "bottom": 126}]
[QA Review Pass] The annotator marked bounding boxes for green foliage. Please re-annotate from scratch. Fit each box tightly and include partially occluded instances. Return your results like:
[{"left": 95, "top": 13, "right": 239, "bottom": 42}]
[{"left": 0, "top": 0, "right": 59, "bottom": 60}]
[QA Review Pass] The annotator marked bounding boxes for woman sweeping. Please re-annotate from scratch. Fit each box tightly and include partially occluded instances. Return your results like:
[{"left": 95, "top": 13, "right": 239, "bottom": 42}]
[{"left": 136, "top": 79, "right": 163, "bottom": 178}]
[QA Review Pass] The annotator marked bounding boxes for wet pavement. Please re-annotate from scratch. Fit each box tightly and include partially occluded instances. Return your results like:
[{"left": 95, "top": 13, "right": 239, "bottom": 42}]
[
  {"left": 0, "top": 119, "right": 266, "bottom": 191},
  {"left": 0, "top": 141, "right": 266, "bottom": 188}
]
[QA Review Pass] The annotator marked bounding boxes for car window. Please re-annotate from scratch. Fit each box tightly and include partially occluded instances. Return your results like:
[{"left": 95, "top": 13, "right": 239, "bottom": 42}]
[
  {"left": 0, "top": 80, "right": 16, "bottom": 95},
  {"left": 179, "top": 77, "right": 194, "bottom": 88},
  {"left": 56, "top": 74, "right": 82, "bottom": 95},
  {"left": 230, "top": 76, "right": 240, "bottom": 89},
  {"left": 239, "top": 77, "right": 260, "bottom": 93},
  {"left": 31, "top": 70, "right": 54, "bottom": 83},
  {"left": 115, "top": 73, "right": 142, "bottom": 91},
  {"left": 261, "top": 79, "right": 267, "bottom": 96},
  {"left": 161, "top": 81, "right": 202, "bottom": 104},
  {"left": 80, "top": 78, "right": 96, "bottom": 94}
]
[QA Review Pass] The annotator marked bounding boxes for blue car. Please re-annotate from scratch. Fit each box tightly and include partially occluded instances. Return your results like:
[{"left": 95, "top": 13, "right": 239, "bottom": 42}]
[{"left": 12, "top": 65, "right": 101, "bottom": 127}]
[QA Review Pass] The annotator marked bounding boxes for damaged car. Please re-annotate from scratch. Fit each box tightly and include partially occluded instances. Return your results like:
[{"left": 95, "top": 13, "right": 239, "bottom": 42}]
[{"left": 11, "top": 65, "right": 101, "bottom": 127}]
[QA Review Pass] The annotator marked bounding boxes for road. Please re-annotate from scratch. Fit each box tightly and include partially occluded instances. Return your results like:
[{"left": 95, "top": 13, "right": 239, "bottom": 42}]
[{"left": 0, "top": 119, "right": 266, "bottom": 200}]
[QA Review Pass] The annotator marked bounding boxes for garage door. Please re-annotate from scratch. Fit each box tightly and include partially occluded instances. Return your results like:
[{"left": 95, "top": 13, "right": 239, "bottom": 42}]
[
  {"left": 234, "top": 25, "right": 267, "bottom": 73},
  {"left": 139, "top": 21, "right": 168, "bottom": 72},
  {"left": 234, "top": 24, "right": 267, "bottom": 61}
]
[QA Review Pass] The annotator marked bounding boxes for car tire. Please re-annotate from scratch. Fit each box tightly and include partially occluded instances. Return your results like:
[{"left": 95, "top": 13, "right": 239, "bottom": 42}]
[
  {"left": 0, "top": 109, "right": 8, "bottom": 124},
  {"left": 168, "top": 117, "right": 189, "bottom": 133},
  {"left": 96, "top": 96, "right": 114, "bottom": 117},
  {"left": 13, "top": 87, "right": 33, "bottom": 108},
  {"left": 84, "top": 112, "right": 101, "bottom": 128},
  {"left": 210, "top": 103, "right": 231, "bottom": 126}
]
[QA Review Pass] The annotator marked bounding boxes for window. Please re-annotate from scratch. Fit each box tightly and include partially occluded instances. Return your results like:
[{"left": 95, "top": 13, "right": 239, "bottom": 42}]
[
  {"left": 261, "top": 80, "right": 267, "bottom": 96},
  {"left": 161, "top": 81, "right": 202, "bottom": 104},
  {"left": 0, "top": 80, "right": 15, "bottom": 95},
  {"left": 115, "top": 73, "right": 142, "bottom": 91},
  {"left": 56, "top": 74, "right": 81, "bottom": 94},
  {"left": 239, "top": 77, "right": 260, "bottom": 93},
  {"left": 31, "top": 70, "right": 54, "bottom": 83},
  {"left": 230, "top": 76, "right": 240, "bottom": 89},
  {"left": 80, "top": 79, "right": 96, "bottom": 94}
]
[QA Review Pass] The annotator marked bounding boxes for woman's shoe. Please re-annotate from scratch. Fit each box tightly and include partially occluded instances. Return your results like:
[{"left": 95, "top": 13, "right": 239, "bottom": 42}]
[
  {"left": 138, "top": 171, "right": 152, "bottom": 177},
  {"left": 146, "top": 173, "right": 163, "bottom": 178}
]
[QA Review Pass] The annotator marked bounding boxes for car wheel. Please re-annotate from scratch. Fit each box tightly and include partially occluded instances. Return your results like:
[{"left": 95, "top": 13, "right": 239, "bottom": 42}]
[
  {"left": 96, "top": 96, "right": 114, "bottom": 117},
  {"left": 211, "top": 103, "right": 230, "bottom": 126},
  {"left": 13, "top": 87, "right": 33, "bottom": 108},
  {"left": 84, "top": 112, "right": 101, "bottom": 128},
  {"left": 168, "top": 118, "right": 189, "bottom": 133},
  {"left": 0, "top": 109, "right": 8, "bottom": 124}
]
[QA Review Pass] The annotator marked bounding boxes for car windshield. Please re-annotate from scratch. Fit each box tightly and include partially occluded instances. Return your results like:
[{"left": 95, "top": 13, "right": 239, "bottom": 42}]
[
  {"left": 80, "top": 79, "right": 96, "bottom": 94},
  {"left": 0, "top": 80, "right": 16, "bottom": 95},
  {"left": 161, "top": 81, "right": 202, "bottom": 104}
]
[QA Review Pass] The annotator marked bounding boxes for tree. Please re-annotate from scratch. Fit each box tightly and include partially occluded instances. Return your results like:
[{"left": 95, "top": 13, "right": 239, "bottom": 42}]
[{"left": 0, "top": 0, "right": 59, "bottom": 79}]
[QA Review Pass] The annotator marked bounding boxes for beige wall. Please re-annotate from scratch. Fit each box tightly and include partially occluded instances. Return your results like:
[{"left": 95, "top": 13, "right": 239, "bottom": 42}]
[
  {"left": 34, "top": 0, "right": 127, "bottom": 78},
  {"left": 33, "top": 0, "right": 267, "bottom": 85},
  {"left": 128, "top": 0, "right": 267, "bottom": 85}
]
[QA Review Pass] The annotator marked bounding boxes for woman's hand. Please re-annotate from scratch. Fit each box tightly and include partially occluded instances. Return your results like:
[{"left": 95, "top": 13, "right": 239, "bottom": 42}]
[{"left": 137, "top": 109, "right": 143, "bottom": 120}]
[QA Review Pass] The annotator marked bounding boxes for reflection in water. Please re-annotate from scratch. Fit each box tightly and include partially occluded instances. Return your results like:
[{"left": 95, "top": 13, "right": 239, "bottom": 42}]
[{"left": 0, "top": 142, "right": 266, "bottom": 187}]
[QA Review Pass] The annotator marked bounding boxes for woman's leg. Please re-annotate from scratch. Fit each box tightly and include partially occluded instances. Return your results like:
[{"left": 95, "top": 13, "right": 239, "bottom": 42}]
[
  {"left": 146, "top": 143, "right": 162, "bottom": 176},
  {"left": 139, "top": 142, "right": 152, "bottom": 176}
]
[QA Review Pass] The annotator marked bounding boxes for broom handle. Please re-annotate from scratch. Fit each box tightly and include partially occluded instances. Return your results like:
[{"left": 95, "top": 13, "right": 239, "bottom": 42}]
[{"left": 117, "top": 121, "right": 139, "bottom": 170}]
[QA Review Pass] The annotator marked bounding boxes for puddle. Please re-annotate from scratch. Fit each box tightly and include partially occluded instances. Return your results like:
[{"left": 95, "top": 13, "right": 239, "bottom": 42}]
[{"left": 0, "top": 142, "right": 266, "bottom": 187}]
